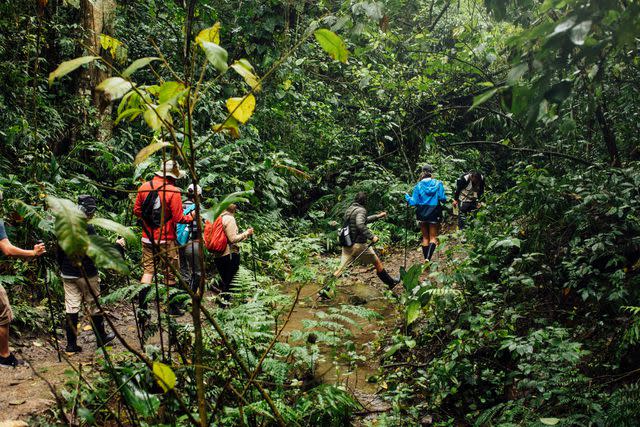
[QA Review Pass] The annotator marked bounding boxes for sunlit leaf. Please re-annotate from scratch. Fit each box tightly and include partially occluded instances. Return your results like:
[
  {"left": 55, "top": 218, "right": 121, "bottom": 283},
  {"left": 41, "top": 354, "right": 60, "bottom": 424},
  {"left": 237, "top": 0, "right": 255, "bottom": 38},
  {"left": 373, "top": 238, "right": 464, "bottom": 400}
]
[
  {"left": 212, "top": 116, "right": 241, "bottom": 138},
  {"left": 143, "top": 103, "right": 172, "bottom": 130},
  {"left": 153, "top": 361, "right": 177, "bottom": 392},
  {"left": 226, "top": 94, "right": 256, "bottom": 124},
  {"left": 47, "top": 196, "right": 89, "bottom": 258},
  {"left": 158, "top": 81, "right": 187, "bottom": 106},
  {"left": 540, "top": 418, "right": 560, "bottom": 426},
  {"left": 88, "top": 217, "right": 136, "bottom": 242},
  {"left": 314, "top": 29, "right": 349, "bottom": 63},
  {"left": 48, "top": 56, "right": 100, "bottom": 86},
  {"left": 122, "top": 57, "right": 160, "bottom": 78},
  {"left": 406, "top": 300, "right": 421, "bottom": 325},
  {"left": 549, "top": 16, "right": 576, "bottom": 37},
  {"left": 96, "top": 77, "right": 133, "bottom": 101},
  {"left": 570, "top": 20, "right": 592, "bottom": 45},
  {"left": 200, "top": 41, "right": 228, "bottom": 73},
  {"left": 470, "top": 88, "right": 498, "bottom": 110},
  {"left": 134, "top": 140, "right": 172, "bottom": 165},
  {"left": 196, "top": 22, "right": 221, "bottom": 45},
  {"left": 230, "top": 59, "right": 261, "bottom": 92}
]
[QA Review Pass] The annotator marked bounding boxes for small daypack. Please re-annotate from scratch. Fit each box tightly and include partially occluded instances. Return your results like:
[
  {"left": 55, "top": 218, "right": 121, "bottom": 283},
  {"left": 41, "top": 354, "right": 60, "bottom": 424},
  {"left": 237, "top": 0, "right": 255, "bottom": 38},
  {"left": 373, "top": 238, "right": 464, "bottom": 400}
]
[
  {"left": 176, "top": 203, "right": 197, "bottom": 246},
  {"left": 203, "top": 214, "right": 228, "bottom": 253},
  {"left": 338, "top": 218, "right": 353, "bottom": 247},
  {"left": 140, "top": 181, "right": 171, "bottom": 229}
]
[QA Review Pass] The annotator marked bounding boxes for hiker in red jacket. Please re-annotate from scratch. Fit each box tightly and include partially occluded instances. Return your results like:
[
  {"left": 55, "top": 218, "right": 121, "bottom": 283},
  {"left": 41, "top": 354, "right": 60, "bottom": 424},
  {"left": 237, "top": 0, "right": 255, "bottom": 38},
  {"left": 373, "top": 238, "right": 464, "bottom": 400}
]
[
  {"left": 212, "top": 204, "right": 254, "bottom": 293},
  {"left": 133, "top": 160, "right": 193, "bottom": 315}
]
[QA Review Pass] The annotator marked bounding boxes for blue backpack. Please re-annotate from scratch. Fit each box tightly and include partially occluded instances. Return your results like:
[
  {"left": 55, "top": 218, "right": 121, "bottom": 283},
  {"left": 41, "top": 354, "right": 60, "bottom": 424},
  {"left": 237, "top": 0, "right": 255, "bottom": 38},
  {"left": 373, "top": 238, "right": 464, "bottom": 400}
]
[{"left": 176, "top": 203, "right": 196, "bottom": 246}]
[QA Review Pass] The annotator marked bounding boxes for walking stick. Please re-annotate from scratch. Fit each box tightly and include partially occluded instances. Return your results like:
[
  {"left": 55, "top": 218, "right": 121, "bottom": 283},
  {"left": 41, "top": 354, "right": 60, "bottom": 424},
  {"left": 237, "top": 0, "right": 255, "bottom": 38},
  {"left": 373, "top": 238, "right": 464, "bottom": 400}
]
[
  {"left": 37, "top": 240, "right": 61, "bottom": 362},
  {"left": 249, "top": 235, "right": 257, "bottom": 281},
  {"left": 317, "top": 240, "right": 377, "bottom": 301}
]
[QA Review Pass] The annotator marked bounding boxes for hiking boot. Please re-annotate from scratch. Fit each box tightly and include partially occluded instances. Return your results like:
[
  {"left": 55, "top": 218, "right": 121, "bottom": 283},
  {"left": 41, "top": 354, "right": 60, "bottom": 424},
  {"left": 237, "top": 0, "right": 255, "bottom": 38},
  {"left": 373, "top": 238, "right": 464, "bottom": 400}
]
[
  {"left": 169, "top": 301, "right": 185, "bottom": 317},
  {"left": 377, "top": 269, "right": 400, "bottom": 289},
  {"left": 65, "top": 313, "right": 82, "bottom": 355},
  {"left": 91, "top": 315, "right": 115, "bottom": 347},
  {"left": 0, "top": 353, "right": 25, "bottom": 368}
]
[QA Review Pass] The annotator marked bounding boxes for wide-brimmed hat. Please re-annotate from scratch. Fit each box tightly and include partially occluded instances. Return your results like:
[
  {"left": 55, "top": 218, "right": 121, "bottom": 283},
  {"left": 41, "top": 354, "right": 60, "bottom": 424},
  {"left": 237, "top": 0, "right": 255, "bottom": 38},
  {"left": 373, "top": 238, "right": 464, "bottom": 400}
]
[
  {"left": 187, "top": 184, "right": 202, "bottom": 196},
  {"left": 155, "top": 160, "right": 185, "bottom": 179}
]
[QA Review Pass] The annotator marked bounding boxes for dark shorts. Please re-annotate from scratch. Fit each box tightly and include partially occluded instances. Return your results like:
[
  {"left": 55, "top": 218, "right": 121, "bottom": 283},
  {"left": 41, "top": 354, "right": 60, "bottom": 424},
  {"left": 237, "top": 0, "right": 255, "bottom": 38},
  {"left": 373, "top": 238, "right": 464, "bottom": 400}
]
[{"left": 416, "top": 205, "right": 442, "bottom": 224}]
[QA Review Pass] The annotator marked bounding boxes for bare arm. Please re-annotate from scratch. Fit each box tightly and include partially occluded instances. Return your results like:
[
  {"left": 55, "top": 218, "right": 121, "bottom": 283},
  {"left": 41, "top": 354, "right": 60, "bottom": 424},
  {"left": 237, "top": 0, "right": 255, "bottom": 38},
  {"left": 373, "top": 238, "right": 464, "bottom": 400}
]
[{"left": 0, "top": 238, "right": 46, "bottom": 259}]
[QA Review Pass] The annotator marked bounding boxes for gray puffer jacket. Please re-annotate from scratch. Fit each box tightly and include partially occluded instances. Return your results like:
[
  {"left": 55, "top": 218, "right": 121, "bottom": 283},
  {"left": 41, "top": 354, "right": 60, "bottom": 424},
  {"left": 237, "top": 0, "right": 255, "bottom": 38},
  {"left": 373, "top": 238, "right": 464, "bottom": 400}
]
[{"left": 344, "top": 203, "right": 382, "bottom": 244}]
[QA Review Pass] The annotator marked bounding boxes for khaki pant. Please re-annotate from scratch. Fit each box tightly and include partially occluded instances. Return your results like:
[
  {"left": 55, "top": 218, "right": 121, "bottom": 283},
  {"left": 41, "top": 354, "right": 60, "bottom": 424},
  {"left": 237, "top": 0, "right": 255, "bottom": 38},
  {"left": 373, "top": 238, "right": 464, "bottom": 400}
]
[
  {"left": 338, "top": 243, "right": 377, "bottom": 270},
  {"left": 0, "top": 284, "right": 14, "bottom": 326},
  {"left": 63, "top": 275, "right": 100, "bottom": 315},
  {"left": 142, "top": 241, "right": 180, "bottom": 284}
]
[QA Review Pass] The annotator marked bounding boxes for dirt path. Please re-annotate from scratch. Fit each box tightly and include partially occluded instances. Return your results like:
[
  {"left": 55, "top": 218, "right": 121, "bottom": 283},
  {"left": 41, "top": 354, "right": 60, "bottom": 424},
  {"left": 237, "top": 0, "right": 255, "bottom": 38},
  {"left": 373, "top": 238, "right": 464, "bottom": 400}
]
[{"left": 0, "top": 243, "right": 435, "bottom": 423}]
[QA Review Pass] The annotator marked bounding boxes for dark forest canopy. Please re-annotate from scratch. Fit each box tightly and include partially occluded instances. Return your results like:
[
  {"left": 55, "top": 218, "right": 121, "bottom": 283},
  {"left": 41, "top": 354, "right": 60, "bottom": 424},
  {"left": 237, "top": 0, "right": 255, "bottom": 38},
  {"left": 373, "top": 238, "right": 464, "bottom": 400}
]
[{"left": 0, "top": 0, "right": 639, "bottom": 425}]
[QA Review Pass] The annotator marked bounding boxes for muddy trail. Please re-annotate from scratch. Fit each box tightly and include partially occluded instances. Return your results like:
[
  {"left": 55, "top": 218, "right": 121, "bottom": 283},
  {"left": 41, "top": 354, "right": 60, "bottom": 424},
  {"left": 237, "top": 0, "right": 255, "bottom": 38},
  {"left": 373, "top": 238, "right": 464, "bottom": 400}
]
[{"left": 0, "top": 243, "right": 434, "bottom": 424}]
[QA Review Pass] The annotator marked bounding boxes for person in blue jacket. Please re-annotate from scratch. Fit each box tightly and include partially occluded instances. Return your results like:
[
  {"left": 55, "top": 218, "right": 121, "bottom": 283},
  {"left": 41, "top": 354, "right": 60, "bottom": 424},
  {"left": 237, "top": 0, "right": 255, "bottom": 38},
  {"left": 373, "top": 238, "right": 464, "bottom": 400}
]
[{"left": 405, "top": 164, "right": 447, "bottom": 262}]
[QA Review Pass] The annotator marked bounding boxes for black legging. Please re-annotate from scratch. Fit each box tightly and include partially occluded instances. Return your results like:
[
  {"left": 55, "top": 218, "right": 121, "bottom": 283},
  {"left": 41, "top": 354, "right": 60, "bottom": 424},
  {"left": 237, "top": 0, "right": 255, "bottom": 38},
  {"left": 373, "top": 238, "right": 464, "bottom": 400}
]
[{"left": 214, "top": 253, "right": 240, "bottom": 292}]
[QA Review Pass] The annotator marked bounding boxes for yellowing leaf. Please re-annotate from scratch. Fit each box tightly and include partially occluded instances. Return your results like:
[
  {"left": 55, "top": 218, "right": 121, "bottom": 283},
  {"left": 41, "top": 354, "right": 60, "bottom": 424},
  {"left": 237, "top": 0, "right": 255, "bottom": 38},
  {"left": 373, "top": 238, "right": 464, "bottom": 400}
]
[
  {"left": 540, "top": 418, "right": 560, "bottom": 426},
  {"left": 134, "top": 140, "right": 172, "bottom": 165},
  {"left": 230, "top": 59, "right": 261, "bottom": 92},
  {"left": 152, "top": 361, "right": 176, "bottom": 393},
  {"left": 196, "top": 22, "right": 221, "bottom": 45},
  {"left": 48, "top": 56, "right": 100, "bottom": 86},
  {"left": 143, "top": 103, "right": 172, "bottom": 130},
  {"left": 226, "top": 94, "right": 255, "bottom": 124},
  {"left": 314, "top": 29, "right": 349, "bottom": 63},
  {"left": 213, "top": 116, "right": 241, "bottom": 138},
  {"left": 96, "top": 77, "right": 133, "bottom": 101}
]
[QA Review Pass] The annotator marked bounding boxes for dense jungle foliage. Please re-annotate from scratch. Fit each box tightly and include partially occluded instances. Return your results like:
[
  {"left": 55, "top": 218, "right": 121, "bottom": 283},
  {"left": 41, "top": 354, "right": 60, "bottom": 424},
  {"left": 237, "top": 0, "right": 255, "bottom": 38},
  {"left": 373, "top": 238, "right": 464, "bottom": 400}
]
[{"left": 0, "top": 0, "right": 639, "bottom": 425}]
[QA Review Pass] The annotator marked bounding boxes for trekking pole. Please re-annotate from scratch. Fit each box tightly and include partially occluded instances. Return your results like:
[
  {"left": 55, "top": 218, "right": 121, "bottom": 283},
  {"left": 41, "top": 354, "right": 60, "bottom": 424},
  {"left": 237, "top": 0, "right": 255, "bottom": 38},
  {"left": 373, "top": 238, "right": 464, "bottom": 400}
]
[
  {"left": 318, "top": 241, "right": 377, "bottom": 301},
  {"left": 404, "top": 202, "right": 409, "bottom": 270},
  {"left": 119, "top": 242, "right": 144, "bottom": 350},
  {"left": 37, "top": 240, "right": 62, "bottom": 362},
  {"left": 249, "top": 235, "right": 257, "bottom": 281}
]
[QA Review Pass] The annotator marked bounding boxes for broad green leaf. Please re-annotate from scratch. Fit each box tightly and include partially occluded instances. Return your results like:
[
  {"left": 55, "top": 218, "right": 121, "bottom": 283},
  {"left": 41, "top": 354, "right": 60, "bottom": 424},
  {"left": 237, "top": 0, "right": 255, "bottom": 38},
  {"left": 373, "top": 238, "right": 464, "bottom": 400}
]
[
  {"left": 230, "top": 59, "right": 261, "bottom": 92},
  {"left": 120, "top": 374, "right": 160, "bottom": 417},
  {"left": 401, "top": 263, "right": 426, "bottom": 294},
  {"left": 47, "top": 196, "right": 89, "bottom": 258},
  {"left": 122, "top": 57, "right": 160, "bottom": 78},
  {"left": 540, "top": 418, "right": 560, "bottom": 426},
  {"left": 143, "top": 103, "right": 172, "bottom": 130},
  {"left": 202, "top": 189, "right": 254, "bottom": 222},
  {"left": 549, "top": 16, "right": 576, "bottom": 37},
  {"left": 134, "top": 140, "right": 172, "bottom": 165},
  {"left": 87, "top": 234, "right": 128, "bottom": 274},
  {"left": 153, "top": 361, "right": 176, "bottom": 392},
  {"left": 158, "top": 81, "right": 187, "bottom": 106},
  {"left": 200, "top": 41, "right": 228, "bottom": 73},
  {"left": 48, "top": 56, "right": 100, "bottom": 86},
  {"left": 570, "top": 20, "right": 592, "bottom": 45},
  {"left": 115, "top": 107, "right": 143, "bottom": 125},
  {"left": 406, "top": 300, "right": 421, "bottom": 325},
  {"left": 470, "top": 88, "right": 498, "bottom": 110},
  {"left": 88, "top": 217, "right": 135, "bottom": 242},
  {"left": 196, "top": 22, "right": 221, "bottom": 45},
  {"left": 96, "top": 77, "right": 133, "bottom": 101},
  {"left": 226, "top": 94, "right": 256, "bottom": 124},
  {"left": 212, "top": 116, "right": 241, "bottom": 138},
  {"left": 77, "top": 407, "right": 95, "bottom": 424},
  {"left": 314, "top": 29, "right": 349, "bottom": 63}
]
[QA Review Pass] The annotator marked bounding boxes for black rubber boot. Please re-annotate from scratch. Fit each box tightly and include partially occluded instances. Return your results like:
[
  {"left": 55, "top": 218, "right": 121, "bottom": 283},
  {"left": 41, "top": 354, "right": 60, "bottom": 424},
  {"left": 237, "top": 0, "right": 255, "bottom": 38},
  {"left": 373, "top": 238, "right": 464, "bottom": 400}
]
[
  {"left": 137, "top": 286, "right": 150, "bottom": 310},
  {"left": 169, "top": 300, "right": 185, "bottom": 317},
  {"left": 425, "top": 243, "right": 437, "bottom": 261},
  {"left": 377, "top": 269, "right": 400, "bottom": 289},
  {"left": 91, "top": 315, "right": 115, "bottom": 347},
  {"left": 65, "top": 313, "right": 82, "bottom": 354},
  {"left": 421, "top": 245, "right": 429, "bottom": 260}
]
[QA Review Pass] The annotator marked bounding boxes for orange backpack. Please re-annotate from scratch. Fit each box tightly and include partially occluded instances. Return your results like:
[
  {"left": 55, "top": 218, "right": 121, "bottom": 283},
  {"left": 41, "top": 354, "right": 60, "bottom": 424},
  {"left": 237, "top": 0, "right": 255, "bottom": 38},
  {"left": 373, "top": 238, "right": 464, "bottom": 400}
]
[{"left": 203, "top": 215, "right": 228, "bottom": 253}]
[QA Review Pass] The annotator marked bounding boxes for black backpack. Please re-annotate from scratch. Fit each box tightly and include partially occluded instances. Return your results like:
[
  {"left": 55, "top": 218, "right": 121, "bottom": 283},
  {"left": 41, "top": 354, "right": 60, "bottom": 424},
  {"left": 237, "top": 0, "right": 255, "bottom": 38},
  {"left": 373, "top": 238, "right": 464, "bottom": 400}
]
[
  {"left": 140, "top": 181, "right": 171, "bottom": 229},
  {"left": 338, "top": 209, "right": 355, "bottom": 247}
]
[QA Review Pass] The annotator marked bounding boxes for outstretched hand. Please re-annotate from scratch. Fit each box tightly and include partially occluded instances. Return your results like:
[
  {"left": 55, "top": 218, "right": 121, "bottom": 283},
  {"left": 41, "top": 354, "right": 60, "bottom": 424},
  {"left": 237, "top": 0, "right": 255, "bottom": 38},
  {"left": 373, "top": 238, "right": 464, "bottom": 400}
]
[
  {"left": 33, "top": 243, "right": 46, "bottom": 257},
  {"left": 246, "top": 227, "right": 255, "bottom": 237},
  {"left": 377, "top": 211, "right": 388, "bottom": 218}
]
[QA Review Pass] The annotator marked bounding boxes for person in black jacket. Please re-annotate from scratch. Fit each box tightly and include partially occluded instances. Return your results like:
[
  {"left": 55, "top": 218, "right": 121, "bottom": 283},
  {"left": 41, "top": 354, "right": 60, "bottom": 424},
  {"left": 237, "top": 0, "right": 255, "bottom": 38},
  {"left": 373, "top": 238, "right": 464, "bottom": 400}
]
[
  {"left": 56, "top": 195, "right": 116, "bottom": 354},
  {"left": 320, "top": 192, "right": 399, "bottom": 299},
  {"left": 453, "top": 171, "right": 484, "bottom": 230}
]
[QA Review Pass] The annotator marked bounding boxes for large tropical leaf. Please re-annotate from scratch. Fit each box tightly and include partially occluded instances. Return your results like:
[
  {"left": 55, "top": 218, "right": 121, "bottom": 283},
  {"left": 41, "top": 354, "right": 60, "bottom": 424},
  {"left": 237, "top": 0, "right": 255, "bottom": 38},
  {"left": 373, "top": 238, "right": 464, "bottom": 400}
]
[
  {"left": 201, "top": 189, "right": 254, "bottom": 222},
  {"left": 47, "top": 196, "right": 89, "bottom": 258},
  {"left": 87, "top": 234, "right": 128, "bottom": 274},
  {"left": 48, "top": 56, "right": 100, "bottom": 85},
  {"left": 314, "top": 29, "right": 349, "bottom": 63},
  {"left": 122, "top": 57, "right": 160, "bottom": 78},
  {"left": 88, "top": 217, "right": 136, "bottom": 242}
]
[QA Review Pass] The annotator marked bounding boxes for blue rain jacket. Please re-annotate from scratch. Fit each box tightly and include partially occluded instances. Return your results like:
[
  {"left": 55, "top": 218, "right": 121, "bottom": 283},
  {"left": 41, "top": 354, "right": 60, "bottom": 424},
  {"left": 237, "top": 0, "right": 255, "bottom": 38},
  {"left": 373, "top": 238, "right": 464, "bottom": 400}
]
[{"left": 405, "top": 178, "right": 447, "bottom": 206}]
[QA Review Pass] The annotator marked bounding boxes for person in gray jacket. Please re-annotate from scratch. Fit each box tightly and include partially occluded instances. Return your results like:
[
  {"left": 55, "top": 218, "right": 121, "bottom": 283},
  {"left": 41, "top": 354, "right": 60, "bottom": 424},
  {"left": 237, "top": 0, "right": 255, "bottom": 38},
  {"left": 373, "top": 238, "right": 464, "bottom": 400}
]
[{"left": 331, "top": 192, "right": 399, "bottom": 290}]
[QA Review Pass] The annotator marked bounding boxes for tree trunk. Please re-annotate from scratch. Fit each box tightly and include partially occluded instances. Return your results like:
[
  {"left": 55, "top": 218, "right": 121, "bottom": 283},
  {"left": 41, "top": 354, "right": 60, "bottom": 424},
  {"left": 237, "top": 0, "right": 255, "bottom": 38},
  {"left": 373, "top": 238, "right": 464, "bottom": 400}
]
[
  {"left": 80, "top": 0, "right": 116, "bottom": 142},
  {"left": 594, "top": 102, "right": 620, "bottom": 166}
]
